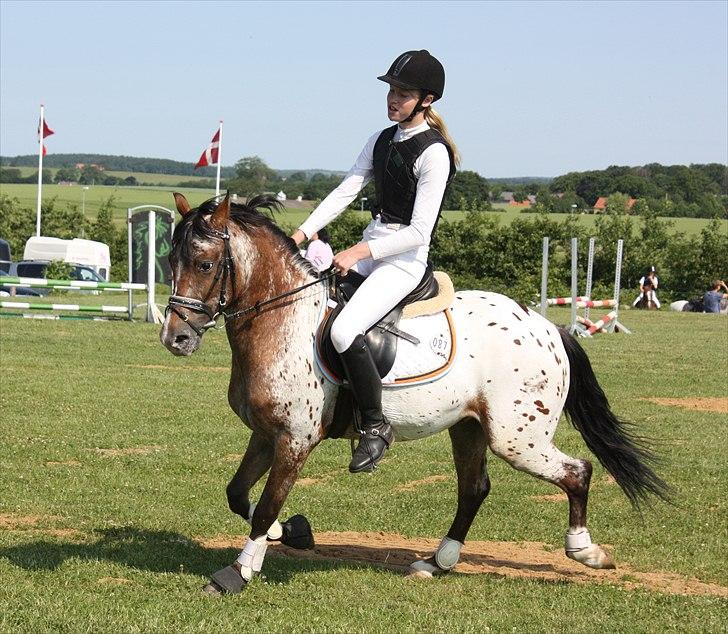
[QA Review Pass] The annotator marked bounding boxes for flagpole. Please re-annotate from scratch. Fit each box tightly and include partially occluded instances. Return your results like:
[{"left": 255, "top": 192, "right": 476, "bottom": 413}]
[
  {"left": 36, "top": 104, "right": 45, "bottom": 236},
  {"left": 215, "top": 120, "right": 223, "bottom": 196}
]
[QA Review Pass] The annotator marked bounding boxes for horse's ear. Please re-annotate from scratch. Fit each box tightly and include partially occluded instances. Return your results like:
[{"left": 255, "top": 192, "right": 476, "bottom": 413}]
[
  {"left": 209, "top": 191, "right": 231, "bottom": 230},
  {"left": 173, "top": 192, "right": 192, "bottom": 216}
]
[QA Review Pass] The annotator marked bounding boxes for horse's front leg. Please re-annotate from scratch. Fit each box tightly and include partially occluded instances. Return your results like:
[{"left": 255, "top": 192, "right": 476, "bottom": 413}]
[
  {"left": 206, "top": 430, "right": 317, "bottom": 594},
  {"left": 226, "top": 431, "right": 274, "bottom": 523}
]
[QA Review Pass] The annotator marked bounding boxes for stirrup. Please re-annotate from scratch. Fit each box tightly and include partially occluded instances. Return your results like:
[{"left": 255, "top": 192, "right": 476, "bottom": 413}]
[{"left": 349, "top": 421, "right": 393, "bottom": 473}]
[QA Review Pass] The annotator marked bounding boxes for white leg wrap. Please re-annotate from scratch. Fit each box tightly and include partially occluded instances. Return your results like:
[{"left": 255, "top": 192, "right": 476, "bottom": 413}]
[
  {"left": 565, "top": 529, "right": 592, "bottom": 553},
  {"left": 408, "top": 536, "right": 463, "bottom": 577},
  {"left": 236, "top": 535, "right": 268, "bottom": 581},
  {"left": 246, "top": 502, "right": 284, "bottom": 541},
  {"left": 434, "top": 537, "right": 463, "bottom": 570}
]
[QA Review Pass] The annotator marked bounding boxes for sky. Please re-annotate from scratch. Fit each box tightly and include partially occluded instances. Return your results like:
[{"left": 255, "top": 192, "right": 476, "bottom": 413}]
[{"left": 0, "top": 0, "right": 726, "bottom": 177}]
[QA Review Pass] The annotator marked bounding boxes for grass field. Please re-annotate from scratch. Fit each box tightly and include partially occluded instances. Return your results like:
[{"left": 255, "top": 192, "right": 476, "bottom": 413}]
[
  {"left": 1, "top": 182, "right": 724, "bottom": 237},
  {"left": 10, "top": 165, "right": 212, "bottom": 185},
  {"left": 0, "top": 303, "right": 726, "bottom": 632}
]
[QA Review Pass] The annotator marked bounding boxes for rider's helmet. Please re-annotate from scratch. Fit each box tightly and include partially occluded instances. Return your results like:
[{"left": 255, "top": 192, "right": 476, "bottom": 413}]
[{"left": 377, "top": 50, "right": 445, "bottom": 101}]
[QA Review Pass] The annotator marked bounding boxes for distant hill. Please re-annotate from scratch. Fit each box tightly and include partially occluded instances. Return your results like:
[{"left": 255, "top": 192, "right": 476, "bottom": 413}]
[
  {"left": 0, "top": 153, "right": 236, "bottom": 179},
  {"left": 488, "top": 176, "right": 553, "bottom": 186}
]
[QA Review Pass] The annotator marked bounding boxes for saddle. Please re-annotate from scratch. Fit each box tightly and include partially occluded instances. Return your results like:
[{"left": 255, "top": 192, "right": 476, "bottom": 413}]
[{"left": 317, "top": 264, "right": 440, "bottom": 381}]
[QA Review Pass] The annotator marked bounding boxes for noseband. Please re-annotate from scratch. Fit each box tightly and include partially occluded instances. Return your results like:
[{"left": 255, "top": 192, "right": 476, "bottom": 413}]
[
  {"left": 166, "top": 225, "right": 334, "bottom": 337},
  {"left": 166, "top": 227, "right": 234, "bottom": 336}
]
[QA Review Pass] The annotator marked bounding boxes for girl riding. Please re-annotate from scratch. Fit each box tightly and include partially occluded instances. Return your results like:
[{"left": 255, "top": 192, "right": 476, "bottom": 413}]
[{"left": 291, "top": 50, "right": 458, "bottom": 473}]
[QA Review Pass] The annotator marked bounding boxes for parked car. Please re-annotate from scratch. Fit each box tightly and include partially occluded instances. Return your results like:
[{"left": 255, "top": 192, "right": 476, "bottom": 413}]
[
  {"left": 13, "top": 261, "right": 107, "bottom": 296},
  {"left": 0, "top": 269, "right": 43, "bottom": 297},
  {"left": 0, "top": 238, "right": 11, "bottom": 273}
]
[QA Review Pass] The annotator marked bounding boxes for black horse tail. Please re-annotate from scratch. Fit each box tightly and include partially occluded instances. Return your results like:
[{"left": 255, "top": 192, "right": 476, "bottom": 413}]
[{"left": 558, "top": 327, "right": 671, "bottom": 507}]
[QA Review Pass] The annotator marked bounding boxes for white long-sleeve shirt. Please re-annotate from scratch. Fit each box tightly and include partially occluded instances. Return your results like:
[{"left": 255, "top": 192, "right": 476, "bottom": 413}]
[{"left": 298, "top": 122, "right": 451, "bottom": 272}]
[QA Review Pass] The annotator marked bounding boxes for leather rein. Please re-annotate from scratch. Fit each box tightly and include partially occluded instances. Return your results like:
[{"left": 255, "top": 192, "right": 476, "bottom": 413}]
[{"left": 166, "top": 227, "right": 333, "bottom": 336}]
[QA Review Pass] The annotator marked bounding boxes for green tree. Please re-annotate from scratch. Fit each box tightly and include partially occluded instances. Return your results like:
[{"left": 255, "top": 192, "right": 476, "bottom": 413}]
[
  {"left": 54, "top": 167, "right": 80, "bottom": 183},
  {"left": 227, "top": 156, "right": 278, "bottom": 194}
]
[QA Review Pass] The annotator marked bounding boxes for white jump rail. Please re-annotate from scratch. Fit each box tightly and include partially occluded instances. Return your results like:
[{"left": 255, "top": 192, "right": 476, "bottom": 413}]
[{"left": 1, "top": 276, "right": 151, "bottom": 321}]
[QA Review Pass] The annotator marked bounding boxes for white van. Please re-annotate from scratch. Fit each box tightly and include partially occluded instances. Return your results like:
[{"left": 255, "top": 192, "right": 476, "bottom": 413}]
[{"left": 23, "top": 237, "right": 111, "bottom": 281}]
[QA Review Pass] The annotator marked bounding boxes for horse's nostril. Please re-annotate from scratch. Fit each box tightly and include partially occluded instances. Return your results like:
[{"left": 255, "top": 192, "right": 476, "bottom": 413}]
[{"left": 174, "top": 334, "right": 189, "bottom": 345}]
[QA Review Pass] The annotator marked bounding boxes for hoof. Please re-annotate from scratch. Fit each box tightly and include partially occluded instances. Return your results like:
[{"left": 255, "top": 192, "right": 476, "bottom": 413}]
[
  {"left": 566, "top": 544, "right": 616, "bottom": 569},
  {"left": 206, "top": 564, "right": 249, "bottom": 594},
  {"left": 406, "top": 568, "right": 434, "bottom": 580},
  {"left": 202, "top": 581, "right": 223, "bottom": 596},
  {"left": 407, "top": 557, "right": 450, "bottom": 579}
]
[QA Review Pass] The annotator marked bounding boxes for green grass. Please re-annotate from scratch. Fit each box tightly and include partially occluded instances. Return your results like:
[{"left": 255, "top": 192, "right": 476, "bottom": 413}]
[
  {"left": 0, "top": 304, "right": 726, "bottom": 632},
  {"left": 2, "top": 182, "right": 724, "bottom": 236}
]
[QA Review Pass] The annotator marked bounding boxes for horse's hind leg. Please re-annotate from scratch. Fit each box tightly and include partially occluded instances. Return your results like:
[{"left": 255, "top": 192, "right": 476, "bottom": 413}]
[
  {"left": 489, "top": 426, "right": 615, "bottom": 570},
  {"left": 409, "top": 417, "right": 490, "bottom": 578}
]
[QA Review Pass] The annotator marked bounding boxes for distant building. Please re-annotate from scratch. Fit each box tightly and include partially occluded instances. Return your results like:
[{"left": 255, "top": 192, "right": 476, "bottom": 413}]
[
  {"left": 593, "top": 196, "right": 637, "bottom": 213},
  {"left": 276, "top": 190, "right": 287, "bottom": 202}
]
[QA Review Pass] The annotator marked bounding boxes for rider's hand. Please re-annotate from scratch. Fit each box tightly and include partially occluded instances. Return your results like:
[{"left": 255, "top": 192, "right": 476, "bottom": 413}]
[
  {"left": 290, "top": 230, "right": 307, "bottom": 246},
  {"left": 333, "top": 242, "right": 372, "bottom": 276}
]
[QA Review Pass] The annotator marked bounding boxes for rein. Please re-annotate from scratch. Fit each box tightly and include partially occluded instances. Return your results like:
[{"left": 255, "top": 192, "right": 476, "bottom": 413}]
[{"left": 166, "top": 226, "right": 334, "bottom": 336}]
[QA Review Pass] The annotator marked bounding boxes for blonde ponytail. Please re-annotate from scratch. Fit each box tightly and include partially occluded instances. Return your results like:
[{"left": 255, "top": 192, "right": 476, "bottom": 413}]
[{"left": 424, "top": 107, "right": 461, "bottom": 167}]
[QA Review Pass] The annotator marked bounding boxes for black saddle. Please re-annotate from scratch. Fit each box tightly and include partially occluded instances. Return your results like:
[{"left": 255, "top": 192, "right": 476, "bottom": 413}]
[{"left": 317, "top": 264, "right": 439, "bottom": 381}]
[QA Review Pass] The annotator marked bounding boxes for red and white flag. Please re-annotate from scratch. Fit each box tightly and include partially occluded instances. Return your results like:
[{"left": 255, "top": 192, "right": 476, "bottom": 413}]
[
  {"left": 195, "top": 129, "right": 220, "bottom": 168},
  {"left": 38, "top": 118, "right": 54, "bottom": 156}
]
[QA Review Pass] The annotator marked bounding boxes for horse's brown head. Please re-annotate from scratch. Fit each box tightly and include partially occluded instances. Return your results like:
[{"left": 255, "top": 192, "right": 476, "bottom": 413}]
[
  {"left": 160, "top": 191, "right": 306, "bottom": 356},
  {"left": 161, "top": 192, "right": 236, "bottom": 356}
]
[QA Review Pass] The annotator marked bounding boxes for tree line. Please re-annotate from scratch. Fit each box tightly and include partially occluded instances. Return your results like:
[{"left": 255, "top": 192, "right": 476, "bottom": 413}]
[
  {"left": 1, "top": 191, "right": 725, "bottom": 303},
  {"left": 2, "top": 151, "right": 725, "bottom": 219}
]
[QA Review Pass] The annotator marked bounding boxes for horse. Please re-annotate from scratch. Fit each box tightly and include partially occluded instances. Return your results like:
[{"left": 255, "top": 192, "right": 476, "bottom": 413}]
[
  {"left": 160, "top": 192, "right": 668, "bottom": 594},
  {"left": 634, "top": 280, "right": 659, "bottom": 310}
]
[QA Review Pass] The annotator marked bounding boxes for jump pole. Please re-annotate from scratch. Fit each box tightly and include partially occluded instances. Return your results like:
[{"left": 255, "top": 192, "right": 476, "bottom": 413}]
[
  {"left": 146, "top": 210, "right": 157, "bottom": 323},
  {"left": 584, "top": 237, "right": 595, "bottom": 321},
  {"left": 539, "top": 236, "right": 549, "bottom": 317},
  {"left": 569, "top": 238, "right": 578, "bottom": 335}
]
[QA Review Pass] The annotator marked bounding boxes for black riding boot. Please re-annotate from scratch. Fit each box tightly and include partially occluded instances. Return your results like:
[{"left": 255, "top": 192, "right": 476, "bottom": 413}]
[{"left": 339, "top": 334, "right": 394, "bottom": 473}]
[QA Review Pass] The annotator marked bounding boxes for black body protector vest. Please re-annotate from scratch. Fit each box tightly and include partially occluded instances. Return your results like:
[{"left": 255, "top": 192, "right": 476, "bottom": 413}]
[{"left": 371, "top": 125, "right": 457, "bottom": 236}]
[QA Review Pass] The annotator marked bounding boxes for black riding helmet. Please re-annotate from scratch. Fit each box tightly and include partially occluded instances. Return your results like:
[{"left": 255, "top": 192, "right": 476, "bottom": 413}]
[
  {"left": 377, "top": 50, "right": 445, "bottom": 100},
  {"left": 378, "top": 50, "right": 445, "bottom": 122}
]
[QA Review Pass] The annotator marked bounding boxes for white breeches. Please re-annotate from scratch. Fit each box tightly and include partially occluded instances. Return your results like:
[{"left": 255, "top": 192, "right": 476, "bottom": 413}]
[
  {"left": 632, "top": 290, "right": 661, "bottom": 308},
  {"left": 330, "top": 259, "right": 424, "bottom": 353}
]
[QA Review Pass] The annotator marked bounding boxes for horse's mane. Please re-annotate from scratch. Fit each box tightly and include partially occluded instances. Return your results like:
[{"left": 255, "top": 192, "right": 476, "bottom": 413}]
[{"left": 172, "top": 194, "right": 316, "bottom": 275}]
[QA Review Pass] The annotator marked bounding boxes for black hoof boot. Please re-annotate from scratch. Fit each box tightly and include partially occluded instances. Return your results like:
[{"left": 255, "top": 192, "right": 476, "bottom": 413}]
[
  {"left": 280, "top": 514, "right": 315, "bottom": 549},
  {"left": 349, "top": 420, "right": 394, "bottom": 473}
]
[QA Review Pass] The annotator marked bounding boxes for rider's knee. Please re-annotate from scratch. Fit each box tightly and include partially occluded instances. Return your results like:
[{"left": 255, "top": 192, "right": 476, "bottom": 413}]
[{"left": 330, "top": 319, "right": 355, "bottom": 353}]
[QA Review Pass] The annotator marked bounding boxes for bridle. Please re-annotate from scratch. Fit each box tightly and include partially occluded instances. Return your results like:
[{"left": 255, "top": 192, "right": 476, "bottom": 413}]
[
  {"left": 166, "top": 226, "right": 334, "bottom": 336},
  {"left": 166, "top": 227, "right": 234, "bottom": 336}
]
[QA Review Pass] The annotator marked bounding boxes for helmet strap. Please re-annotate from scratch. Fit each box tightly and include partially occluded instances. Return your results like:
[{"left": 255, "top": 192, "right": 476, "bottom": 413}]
[{"left": 403, "top": 95, "right": 427, "bottom": 123}]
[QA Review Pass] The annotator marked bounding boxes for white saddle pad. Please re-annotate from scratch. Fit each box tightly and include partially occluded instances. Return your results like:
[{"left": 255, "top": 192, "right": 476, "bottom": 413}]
[{"left": 381, "top": 308, "right": 456, "bottom": 387}]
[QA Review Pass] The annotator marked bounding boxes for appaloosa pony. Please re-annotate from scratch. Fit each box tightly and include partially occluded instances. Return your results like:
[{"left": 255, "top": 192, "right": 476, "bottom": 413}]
[{"left": 160, "top": 193, "right": 668, "bottom": 594}]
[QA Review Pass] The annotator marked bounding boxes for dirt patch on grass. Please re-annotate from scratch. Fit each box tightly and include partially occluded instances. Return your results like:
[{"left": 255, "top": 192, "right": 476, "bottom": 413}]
[
  {"left": 126, "top": 364, "right": 230, "bottom": 373},
  {"left": 0, "top": 513, "right": 81, "bottom": 539},
  {"left": 642, "top": 397, "right": 728, "bottom": 413},
  {"left": 197, "top": 531, "right": 727, "bottom": 598},
  {"left": 97, "top": 577, "right": 131, "bottom": 585},
  {"left": 0, "top": 513, "right": 46, "bottom": 528},
  {"left": 395, "top": 475, "right": 450, "bottom": 492},
  {"left": 296, "top": 477, "right": 327, "bottom": 487},
  {"left": 90, "top": 446, "right": 162, "bottom": 457},
  {"left": 530, "top": 493, "right": 568, "bottom": 502}
]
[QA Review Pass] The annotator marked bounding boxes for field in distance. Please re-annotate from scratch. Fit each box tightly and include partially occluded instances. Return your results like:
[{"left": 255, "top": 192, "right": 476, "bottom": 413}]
[{"left": 1, "top": 181, "right": 725, "bottom": 236}]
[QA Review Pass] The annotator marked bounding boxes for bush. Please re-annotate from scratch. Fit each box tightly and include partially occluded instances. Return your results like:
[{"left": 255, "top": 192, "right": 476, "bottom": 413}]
[{"left": 45, "top": 261, "right": 73, "bottom": 280}]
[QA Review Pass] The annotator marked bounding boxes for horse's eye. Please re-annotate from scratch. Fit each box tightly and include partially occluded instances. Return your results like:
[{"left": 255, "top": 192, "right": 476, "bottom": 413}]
[{"left": 198, "top": 261, "right": 214, "bottom": 272}]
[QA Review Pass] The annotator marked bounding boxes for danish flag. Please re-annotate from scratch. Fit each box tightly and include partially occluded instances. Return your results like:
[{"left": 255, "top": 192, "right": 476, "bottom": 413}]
[
  {"left": 38, "top": 118, "right": 54, "bottom": 157},
  {"left": 195, "top": 128, "right": 220, "bottom": 168}
]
